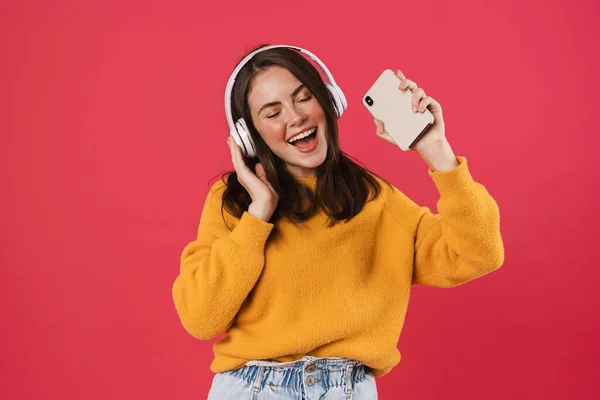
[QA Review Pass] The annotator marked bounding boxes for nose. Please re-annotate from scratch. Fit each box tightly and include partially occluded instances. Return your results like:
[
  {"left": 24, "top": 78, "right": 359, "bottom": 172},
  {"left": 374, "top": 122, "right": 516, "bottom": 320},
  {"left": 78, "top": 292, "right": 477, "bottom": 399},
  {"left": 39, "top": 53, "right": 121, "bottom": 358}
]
[{"left": 287, "top": 104, "right": 307, "bottom": 126}]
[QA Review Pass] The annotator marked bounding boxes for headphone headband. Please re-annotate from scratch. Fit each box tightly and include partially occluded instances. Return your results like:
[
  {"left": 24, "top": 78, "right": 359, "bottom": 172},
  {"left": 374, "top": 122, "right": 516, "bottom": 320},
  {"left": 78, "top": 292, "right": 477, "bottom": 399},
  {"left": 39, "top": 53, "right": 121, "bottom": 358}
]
[
  {"left": 224, "top": 44, "right": 347, "bottom": 158},
  {"left": 224, "top": 45, "right": 341, "bottom": 129}
]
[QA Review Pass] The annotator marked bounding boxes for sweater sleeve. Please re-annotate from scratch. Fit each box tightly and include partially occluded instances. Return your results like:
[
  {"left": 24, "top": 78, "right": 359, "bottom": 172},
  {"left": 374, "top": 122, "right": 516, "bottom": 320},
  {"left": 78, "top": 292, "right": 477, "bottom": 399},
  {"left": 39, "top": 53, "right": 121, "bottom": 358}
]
[
  {"left": 391, "top": 156, "right": 504, "bottom": 288},
  {"left": 172, "top": 179, "right": 274, "bottom": 339}
]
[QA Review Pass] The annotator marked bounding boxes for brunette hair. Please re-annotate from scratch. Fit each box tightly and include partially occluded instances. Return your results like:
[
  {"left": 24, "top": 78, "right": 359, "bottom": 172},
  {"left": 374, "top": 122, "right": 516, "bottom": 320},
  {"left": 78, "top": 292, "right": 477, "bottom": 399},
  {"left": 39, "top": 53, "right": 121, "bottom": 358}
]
[{"left": 218, "top": 44, "right": 389, "bottom": 227}]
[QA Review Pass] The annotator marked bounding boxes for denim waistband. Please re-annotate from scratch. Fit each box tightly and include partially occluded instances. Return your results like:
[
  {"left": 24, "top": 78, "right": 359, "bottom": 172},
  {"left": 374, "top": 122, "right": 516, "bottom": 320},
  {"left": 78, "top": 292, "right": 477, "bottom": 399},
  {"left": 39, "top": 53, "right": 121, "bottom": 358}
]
[{"left": 228, "top": 356, "right": 369, "bottom": 394}]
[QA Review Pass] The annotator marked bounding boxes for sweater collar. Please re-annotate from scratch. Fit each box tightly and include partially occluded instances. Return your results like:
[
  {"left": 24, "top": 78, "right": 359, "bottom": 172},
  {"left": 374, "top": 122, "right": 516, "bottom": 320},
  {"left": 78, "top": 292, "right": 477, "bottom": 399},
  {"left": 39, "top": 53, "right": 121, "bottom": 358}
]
[{"left": 293, "top": 176, "right": 318, "bottom": 189}]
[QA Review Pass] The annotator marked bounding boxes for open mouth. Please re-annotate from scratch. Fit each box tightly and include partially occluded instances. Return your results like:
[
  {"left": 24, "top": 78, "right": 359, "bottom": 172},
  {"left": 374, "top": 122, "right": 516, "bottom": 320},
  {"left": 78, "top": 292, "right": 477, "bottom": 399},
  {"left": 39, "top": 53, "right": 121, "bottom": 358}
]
[{"left": 287, "top": 127, "right": 317, "bottom": 151}]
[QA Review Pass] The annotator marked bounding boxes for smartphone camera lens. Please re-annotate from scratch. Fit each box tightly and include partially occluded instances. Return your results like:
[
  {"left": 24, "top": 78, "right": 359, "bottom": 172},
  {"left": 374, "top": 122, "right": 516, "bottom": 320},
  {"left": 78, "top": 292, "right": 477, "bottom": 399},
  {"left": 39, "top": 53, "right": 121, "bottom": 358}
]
[{"left": 365, "top": 96, "right": 374, "bottom": 106}]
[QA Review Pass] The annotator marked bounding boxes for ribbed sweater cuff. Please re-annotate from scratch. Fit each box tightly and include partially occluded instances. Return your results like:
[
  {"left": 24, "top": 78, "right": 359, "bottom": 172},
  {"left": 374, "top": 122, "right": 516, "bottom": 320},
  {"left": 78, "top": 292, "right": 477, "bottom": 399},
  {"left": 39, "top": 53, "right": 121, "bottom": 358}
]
[
  {"left": 427, "top": 156, "right": 474, "bottom": 195},
  {"left": 228, "top": 211, "right": 274, "bottom": 244}
]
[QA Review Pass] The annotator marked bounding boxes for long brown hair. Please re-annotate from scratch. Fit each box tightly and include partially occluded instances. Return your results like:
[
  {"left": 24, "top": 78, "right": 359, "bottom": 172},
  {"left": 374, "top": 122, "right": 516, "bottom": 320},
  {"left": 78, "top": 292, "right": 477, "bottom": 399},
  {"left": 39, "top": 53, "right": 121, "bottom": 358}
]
[{"left": 218, "top": 44, "right": 389, "bottom": 227}]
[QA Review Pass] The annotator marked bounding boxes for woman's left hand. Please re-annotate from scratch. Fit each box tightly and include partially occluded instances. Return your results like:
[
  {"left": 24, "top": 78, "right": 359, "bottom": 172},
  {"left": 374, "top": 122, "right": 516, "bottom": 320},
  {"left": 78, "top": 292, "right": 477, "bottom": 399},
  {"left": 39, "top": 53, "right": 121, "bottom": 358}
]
[{"left": 374, "top": 70, "right": 447, "bottom": 154}]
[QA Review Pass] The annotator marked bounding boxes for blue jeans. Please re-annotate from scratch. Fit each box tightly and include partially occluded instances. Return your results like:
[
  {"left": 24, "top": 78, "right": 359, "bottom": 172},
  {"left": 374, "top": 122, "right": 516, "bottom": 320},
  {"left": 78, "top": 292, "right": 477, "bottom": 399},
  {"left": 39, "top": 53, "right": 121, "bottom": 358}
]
[{"left": 207, "top": 355, "right": 378, "bottom": 399}]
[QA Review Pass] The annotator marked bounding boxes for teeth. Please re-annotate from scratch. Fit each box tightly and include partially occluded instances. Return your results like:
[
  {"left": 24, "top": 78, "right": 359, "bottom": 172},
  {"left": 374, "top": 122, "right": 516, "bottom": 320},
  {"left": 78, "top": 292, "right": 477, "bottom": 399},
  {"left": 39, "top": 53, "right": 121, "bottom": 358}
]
[{"left": 288, "top": 127, "right": 316, "bottom": 143}]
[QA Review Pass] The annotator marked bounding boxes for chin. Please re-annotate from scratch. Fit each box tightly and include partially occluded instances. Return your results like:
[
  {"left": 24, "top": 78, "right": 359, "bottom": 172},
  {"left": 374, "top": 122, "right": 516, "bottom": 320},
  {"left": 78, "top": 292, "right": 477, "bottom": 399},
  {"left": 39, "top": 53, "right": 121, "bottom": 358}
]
[{"left": 289, "top": 143, "right": 327, "bottom": 168}]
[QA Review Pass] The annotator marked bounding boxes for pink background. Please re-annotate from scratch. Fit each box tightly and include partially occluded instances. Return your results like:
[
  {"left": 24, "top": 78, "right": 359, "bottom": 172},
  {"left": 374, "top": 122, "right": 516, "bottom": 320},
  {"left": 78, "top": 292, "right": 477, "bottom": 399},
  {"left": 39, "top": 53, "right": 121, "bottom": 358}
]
[{"left": 2, "top": 0, "right": 599, "bottom": 398}]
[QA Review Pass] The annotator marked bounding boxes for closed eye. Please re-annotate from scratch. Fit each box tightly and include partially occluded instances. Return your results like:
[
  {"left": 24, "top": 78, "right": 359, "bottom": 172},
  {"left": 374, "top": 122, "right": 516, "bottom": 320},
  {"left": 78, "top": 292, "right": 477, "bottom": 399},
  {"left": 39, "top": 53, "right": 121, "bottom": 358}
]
[{"left": 265, "top": 94, "right": 313, "bottom": 119}]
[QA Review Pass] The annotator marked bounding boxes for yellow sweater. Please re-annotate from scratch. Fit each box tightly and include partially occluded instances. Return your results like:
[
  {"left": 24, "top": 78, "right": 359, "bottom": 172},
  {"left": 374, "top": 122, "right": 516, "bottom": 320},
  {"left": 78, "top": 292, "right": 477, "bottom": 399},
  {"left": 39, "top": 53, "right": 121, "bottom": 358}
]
[{"left": 172, "top": 156, "right": 504, "bottom": 377}]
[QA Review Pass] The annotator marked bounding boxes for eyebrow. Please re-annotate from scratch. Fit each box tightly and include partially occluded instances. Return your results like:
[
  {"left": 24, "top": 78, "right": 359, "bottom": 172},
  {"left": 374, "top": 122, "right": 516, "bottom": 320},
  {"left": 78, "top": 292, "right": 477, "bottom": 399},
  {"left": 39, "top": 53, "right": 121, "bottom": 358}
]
[{"left": 257, "top": 84, "right": 307, "bottom": 116}]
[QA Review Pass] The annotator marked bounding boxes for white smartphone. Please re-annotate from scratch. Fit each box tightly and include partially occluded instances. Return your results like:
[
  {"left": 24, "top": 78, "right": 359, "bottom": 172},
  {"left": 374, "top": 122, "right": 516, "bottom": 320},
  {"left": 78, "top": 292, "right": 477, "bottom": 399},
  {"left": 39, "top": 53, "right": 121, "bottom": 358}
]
[{"left": 362, "top": 69, "right": 434, "bottom": 151}]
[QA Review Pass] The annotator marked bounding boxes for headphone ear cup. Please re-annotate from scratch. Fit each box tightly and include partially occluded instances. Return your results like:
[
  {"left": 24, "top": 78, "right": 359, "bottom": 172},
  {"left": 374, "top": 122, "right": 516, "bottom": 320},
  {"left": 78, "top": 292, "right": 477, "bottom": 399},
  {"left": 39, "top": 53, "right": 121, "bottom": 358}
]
[
  {"left": 234, "top": 118, "right": 257, "bottom": 158},
  {"left": 326, "top": 84, "right": 347, "bottom": 119}
]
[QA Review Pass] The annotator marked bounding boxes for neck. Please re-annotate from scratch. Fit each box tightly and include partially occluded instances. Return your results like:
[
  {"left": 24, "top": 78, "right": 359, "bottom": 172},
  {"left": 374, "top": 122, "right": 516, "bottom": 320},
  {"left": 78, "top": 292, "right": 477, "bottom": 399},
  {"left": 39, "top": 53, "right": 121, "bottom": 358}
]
[{"left": 286, "top": 165, "right": 317, "bottom": 178}]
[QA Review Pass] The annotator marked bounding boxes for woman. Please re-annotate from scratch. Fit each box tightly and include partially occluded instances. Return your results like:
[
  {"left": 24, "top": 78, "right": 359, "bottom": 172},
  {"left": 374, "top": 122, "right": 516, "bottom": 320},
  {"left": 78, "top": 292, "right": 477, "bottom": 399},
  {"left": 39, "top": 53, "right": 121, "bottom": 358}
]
[{"left": 172, "top": 44, "right": 504, "bottom": 399}]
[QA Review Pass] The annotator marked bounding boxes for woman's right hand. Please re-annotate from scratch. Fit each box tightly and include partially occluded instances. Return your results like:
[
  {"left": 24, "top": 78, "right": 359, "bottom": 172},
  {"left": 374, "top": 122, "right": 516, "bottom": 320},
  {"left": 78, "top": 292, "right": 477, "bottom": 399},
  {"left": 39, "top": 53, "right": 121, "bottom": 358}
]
[{"left": 228, "top": 137, "right": 279, "bottom": 222}]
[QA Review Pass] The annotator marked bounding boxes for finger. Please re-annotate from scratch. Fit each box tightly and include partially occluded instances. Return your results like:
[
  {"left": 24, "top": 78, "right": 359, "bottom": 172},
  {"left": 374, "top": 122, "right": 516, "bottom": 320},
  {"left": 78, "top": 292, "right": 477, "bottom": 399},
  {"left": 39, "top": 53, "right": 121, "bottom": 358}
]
[
  {"left": 231, "top": 139, "right": 250, "bottom": 180},
  {"left": 232, "top": 140, "right": 249, "bottom": 173},
  {"left": 412, "top": 87, "right": 426, "bottom": 111},
  {"left": 255, "top": 162, "right": 265, "bottom": 178},
  {"left": 376, "top": 130, "right": 396, "bottom": 144},
  {"left": 373, "top": 118, "right": 385, "bottom": 135},
  {"left": 399, "top": 78, "right": 417, "bottom": 91},
  {"left": 419, "top": 96, "right": 443, "bottom": 114},
  {"left": 255, "top": 163, "right": 276, "bottom": 192},
  {"left": 373, "top": 119, "right": 395, "bottom": 144},
  {"left": 396, "top": 69, "right": 406, "bottom": 80},
  {"left": 384, "top": 133, "right": 396, "bottom": 144},
  {"left": 229, "top": 139, "right": 246, "bottom": 187},
  {"left": 232, "top": 148, "right": 253, "bottom": 193},
  {"left": 228, "top": 138, "right": 238, "bottom": 171},
  {"left": 418, "top": 96, "right": 432, "bottom": 112}
]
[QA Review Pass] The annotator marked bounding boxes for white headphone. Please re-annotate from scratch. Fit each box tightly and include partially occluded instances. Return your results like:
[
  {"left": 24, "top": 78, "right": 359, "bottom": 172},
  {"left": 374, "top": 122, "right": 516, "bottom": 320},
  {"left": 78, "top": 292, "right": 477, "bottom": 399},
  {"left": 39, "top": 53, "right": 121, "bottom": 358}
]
[{"left": 224, "top": 45, "right": 347, "bottom": 158}]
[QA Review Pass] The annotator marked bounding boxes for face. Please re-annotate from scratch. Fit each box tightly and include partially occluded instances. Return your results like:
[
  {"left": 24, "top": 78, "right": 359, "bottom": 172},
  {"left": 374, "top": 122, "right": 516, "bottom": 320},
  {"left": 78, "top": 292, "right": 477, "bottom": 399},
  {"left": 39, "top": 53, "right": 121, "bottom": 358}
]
[{"left": 247, "top": 66, "right": 328, "bottom": 178}]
